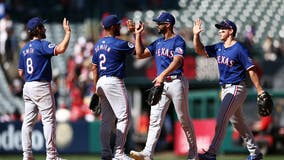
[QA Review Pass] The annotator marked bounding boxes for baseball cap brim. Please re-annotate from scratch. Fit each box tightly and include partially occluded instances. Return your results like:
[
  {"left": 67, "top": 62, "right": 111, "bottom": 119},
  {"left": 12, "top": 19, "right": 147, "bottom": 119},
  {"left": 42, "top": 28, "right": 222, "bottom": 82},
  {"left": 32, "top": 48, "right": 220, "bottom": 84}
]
[
  {"left": 153, "top": 18, "right": 162, "bottom": 23},
  {"left": 116, "top": 20, "right": 122, "bottom": 25},
  {"left": 215, "top": 23, "right": 231, "bottom": 29},
  {"left": 42, "top": 19, "right": 48, "bottom": 24}
]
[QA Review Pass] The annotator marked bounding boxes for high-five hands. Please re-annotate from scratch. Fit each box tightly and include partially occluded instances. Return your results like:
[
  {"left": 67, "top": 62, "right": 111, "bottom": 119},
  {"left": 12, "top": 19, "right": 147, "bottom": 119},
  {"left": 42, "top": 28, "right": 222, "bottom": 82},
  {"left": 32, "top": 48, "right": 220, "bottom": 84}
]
[{"left": 126, "top": 20, "right": 144, "bottom": 34}]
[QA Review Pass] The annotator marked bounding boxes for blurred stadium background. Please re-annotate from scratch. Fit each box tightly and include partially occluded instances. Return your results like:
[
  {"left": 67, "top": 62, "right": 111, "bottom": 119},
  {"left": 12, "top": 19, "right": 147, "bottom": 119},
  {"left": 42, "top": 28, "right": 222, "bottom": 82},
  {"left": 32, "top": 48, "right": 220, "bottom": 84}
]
[{"left": 0, "top": 0, "right": 284, "bottom": 159}]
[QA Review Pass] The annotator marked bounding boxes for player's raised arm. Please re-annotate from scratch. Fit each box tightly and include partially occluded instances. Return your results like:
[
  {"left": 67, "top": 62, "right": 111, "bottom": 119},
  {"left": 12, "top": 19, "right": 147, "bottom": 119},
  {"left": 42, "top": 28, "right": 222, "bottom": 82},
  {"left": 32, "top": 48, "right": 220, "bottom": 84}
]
[
  {"left": 193, "top": 18, "right": 208, "bottom": 57},
  {"left": 55, "top": 18, "right": 71, "bottom": 55},
  {"left": 134, "top": 21, "right": 151, "bottom": 59}
]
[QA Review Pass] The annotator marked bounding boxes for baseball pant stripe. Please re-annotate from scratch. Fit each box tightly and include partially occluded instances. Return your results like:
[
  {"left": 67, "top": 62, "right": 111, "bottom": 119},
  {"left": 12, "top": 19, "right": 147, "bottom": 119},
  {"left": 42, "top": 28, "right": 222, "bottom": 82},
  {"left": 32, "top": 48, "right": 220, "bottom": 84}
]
[
  {"left": 211, "top": 85, "right": 238, "bottom": 152},
  {"left": 117, "top": 79, "right": 130, "bottom": 155}
]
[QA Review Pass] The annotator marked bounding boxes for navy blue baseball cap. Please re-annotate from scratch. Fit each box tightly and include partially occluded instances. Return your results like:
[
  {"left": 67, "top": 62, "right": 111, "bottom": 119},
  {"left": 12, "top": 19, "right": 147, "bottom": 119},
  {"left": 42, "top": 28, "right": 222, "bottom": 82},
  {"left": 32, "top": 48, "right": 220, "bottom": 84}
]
[
  {"left": 102, "top": 15, "right": 122, "bottom": 28},
  {"left": 215, "top": 19, "right": 237, "bottom": 35},
  {"left": 27, "top": 17, "right": 47, "bottom": 32},
  {"left": 153, "top": 12, "right": 175, "bottom": 25}
]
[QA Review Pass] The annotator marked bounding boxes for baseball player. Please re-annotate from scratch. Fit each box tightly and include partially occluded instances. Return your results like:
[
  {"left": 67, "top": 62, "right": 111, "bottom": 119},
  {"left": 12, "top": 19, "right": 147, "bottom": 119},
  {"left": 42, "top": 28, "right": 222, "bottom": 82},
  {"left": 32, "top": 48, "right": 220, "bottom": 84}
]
[
  {"left": 18, "top": 17, "right": 71, "bottom": 160},
  {"left": 91, "top": 14, "right": 135, "bottom": 160},
  {"left": 193, "top": 18, "right": 265, "bottom": 160},
  {"left": 129, "top": 12, "right": 198, "bottom": 160}
]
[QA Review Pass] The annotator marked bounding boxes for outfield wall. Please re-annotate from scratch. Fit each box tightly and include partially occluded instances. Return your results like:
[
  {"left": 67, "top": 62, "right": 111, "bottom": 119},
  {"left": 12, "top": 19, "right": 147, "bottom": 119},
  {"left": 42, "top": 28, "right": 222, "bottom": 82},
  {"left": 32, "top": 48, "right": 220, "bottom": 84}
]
[{"left": 0, "top": 121, "right": 101, "bottom": 154}]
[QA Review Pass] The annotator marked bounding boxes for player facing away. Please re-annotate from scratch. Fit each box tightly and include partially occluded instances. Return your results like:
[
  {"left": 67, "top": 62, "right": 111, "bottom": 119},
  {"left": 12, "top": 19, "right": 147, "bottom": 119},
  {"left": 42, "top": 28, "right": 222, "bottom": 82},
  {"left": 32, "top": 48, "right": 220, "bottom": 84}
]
[
  {"left": 18, "top": 17, "right": 71, "bottom": 160},
  {"left": 129, "top": 12, "right": 198, "bottom": 160},
  {"left": 91, "top": 14, "right": 135, "bottom": 160},
  {"left": 193, "top": 18, "right": 265, "bottom": 160}
]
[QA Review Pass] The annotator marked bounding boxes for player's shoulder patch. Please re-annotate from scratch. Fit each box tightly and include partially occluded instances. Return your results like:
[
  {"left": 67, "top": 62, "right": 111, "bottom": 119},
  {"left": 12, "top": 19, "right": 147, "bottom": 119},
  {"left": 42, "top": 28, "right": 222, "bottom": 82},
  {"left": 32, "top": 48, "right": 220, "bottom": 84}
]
[
  {"left": 48, "top": 43, "right": 56, "bottom": 48},
  {"left": 175, "top": 47, "right": 184, "bottom": 55},
  {"left": 128, "top": 42, "right": 134, "bottom": 48}
]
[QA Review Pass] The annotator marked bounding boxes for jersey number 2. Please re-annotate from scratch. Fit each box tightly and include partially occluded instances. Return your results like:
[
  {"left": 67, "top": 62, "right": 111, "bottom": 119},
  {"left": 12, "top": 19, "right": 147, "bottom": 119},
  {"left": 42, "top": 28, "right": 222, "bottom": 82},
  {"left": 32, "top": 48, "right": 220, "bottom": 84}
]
[
  {"left": 99, "top": 54, "right": 107, "bottom": 70},
  {"left": 26, "top": 58, "right": 34, "bottom": 74}
]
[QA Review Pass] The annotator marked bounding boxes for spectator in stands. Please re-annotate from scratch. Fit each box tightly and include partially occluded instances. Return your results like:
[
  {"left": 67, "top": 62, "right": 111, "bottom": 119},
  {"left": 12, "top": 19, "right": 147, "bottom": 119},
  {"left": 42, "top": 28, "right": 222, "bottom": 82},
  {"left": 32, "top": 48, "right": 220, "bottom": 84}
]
[
  {"left": 18, "top": 24, "right": 29, "bottom": 49},
  {"left": 11, "top": 76, "right": 23, "bottom": 97},
  {"left": 251, "top": 116, "right": 273, "bottom": 134},
  {"left": 65, "top": 35, "right": 95, "bottom": 120},
  {"left": 0, "top": 14, "right": 13, "bottom": 63},
  {"left": 262, "top": 36, "right": 277, "bottom": 61},
  {"left": 69, "top": 83, "right": 90, "bottom": 122},
  {"left": 242, "top": 24, "right": 255, "bottom": 55},
  {"left": 274, "top": 37, "right": 284, "bottom": 59},
  {"left": 4, "top": 14, "right": 15, "bottom": 63}
]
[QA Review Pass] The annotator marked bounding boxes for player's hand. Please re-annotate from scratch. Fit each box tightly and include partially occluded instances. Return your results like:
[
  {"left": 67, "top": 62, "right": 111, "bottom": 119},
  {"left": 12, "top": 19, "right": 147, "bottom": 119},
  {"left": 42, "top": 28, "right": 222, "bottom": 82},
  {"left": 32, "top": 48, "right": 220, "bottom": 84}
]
[
  {"left": 63, "top": 18, "right": 71, "bottom": 33},
  {"left": 135, "top": 21, "right": 144, "bottom": 35},
  {"left": 193, "top": 18, "right": 203, "bottom": 35},
  {"left": 152, "top": 74, "right": 165, "bottom": 86},
  {"left": 127, "top": 20, "right": 135, "bottom": 33}
]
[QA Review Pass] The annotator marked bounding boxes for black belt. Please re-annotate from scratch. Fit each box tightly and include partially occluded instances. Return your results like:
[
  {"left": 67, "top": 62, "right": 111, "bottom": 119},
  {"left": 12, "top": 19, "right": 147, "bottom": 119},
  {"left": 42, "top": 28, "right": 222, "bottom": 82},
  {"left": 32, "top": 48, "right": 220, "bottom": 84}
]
[
  {"left": 221, "top": 82, "right": 240, "bottom": 88},
  {"left": 165, "top": 74, "right": 182, "bottom": 82}
]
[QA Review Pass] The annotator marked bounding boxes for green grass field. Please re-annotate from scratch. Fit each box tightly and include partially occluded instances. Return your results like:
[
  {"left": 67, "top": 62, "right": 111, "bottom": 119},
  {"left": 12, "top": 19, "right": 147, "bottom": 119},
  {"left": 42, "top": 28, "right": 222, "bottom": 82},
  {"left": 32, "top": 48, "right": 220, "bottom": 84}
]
[{"left": 1, "top": 152, "right": 284, "bottom": 160}]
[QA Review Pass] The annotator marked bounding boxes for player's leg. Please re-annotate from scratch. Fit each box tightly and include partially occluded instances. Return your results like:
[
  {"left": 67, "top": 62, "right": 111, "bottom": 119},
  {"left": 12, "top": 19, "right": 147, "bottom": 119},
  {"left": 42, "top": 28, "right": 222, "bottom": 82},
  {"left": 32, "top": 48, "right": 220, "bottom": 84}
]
[
  {"left": 230, "top": 106, "right": 262, "bottom": 157},
  {"left": 208, "top": 85, "right": 247, "bottom": 154},
  {"left": 142, "top": 88, "right": 171, "bottom": 158},
  {"left": 130, "top": 89, "right": 171, "bottom": 160},
  {"left": 35, "top": 82, "right": 59, "bottom": 160},
  {"left": 102, "top": 77, "right": 132, "bottom": 158},
  {"left": 170, "top": 77, "right": 197, "bottom": 159},
  {"left": 100, "top": 94, "right": 116, "bottom": 159},
  {"left": 22, "top": 84, "right": 39, "bottom": 160}
]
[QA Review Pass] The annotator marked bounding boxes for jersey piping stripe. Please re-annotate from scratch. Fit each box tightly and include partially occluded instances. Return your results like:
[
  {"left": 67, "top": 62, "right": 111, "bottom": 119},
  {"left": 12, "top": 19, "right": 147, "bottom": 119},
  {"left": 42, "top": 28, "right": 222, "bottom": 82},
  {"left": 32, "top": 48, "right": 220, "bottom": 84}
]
[{"left": 246, "top": 65, "right": 255, "bottom": 71}]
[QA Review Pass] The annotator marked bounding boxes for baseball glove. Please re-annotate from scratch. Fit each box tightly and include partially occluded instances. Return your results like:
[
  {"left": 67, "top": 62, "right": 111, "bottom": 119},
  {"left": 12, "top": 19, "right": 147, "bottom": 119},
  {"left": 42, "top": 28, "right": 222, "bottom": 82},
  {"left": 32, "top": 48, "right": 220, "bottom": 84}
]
[
  {"left": 89, "top": 94, "right": 101, "bottom": 116},
  {"left": 146, "top": 83, "right": 164, "bottom": 106},
  {"left": 257, "top": 91, "right": 273, "bottom": 117}
]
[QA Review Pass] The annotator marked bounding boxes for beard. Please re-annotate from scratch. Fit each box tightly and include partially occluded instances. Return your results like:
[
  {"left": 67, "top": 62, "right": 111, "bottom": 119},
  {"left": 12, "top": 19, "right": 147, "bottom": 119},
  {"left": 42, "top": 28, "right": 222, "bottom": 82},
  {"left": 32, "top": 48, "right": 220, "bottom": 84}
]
[
  {"left": 114, "top": 28, "right": 120, "bottom": 36},
  {"left": 158, "top": 27, "right": 166, "bottom": 34}
]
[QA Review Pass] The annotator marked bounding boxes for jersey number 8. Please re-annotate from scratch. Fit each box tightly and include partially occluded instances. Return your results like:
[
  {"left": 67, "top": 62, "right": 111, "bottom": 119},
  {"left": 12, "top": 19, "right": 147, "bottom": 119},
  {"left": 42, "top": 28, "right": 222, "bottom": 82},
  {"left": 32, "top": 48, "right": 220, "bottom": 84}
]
[{"left": 26, "top": 58, "right": 34, "bottom": 74}]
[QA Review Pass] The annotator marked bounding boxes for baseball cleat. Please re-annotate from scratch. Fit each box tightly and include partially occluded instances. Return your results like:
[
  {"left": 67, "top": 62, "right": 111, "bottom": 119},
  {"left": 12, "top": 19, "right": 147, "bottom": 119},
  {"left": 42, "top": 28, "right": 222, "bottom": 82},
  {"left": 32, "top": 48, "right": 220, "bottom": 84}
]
[
  {"left": 112, "top": 154, "right": 134, "bottom": 160},
  {"left": 247, "top": 152, "right": 263, "bottom": 160},
  {"left": 130, "top": 150, "right": 152, "bottom": 160},
  {"left": 198, "top": 151, "right": 216, "bottom": 160}
]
